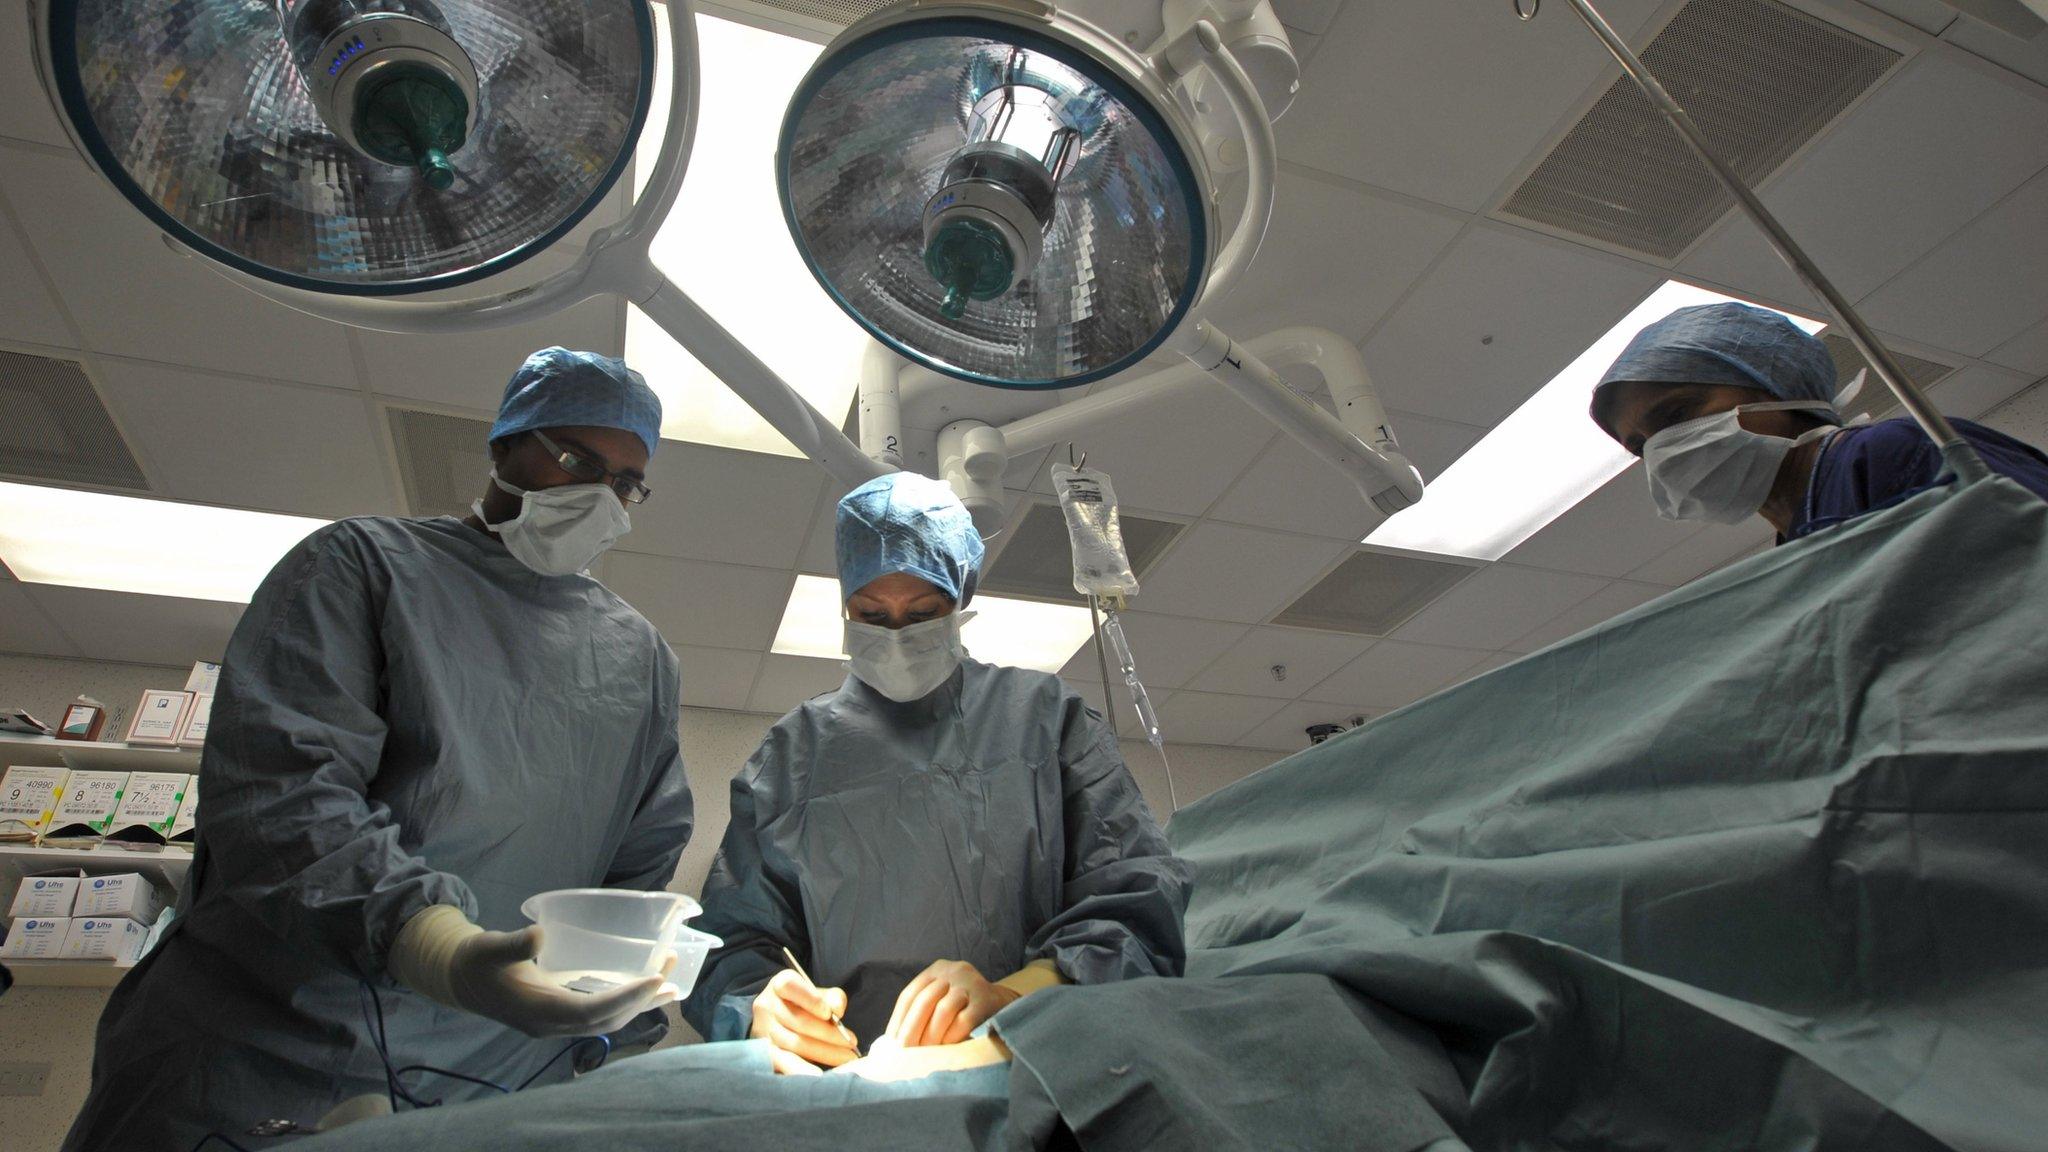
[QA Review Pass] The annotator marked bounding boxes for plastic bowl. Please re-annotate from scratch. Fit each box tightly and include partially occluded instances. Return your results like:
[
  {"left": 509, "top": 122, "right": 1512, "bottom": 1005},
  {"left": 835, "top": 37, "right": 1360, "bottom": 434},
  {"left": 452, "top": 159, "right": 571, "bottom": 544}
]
[{"left": 519, "top": 889, "right": 719, "bottom": 993}]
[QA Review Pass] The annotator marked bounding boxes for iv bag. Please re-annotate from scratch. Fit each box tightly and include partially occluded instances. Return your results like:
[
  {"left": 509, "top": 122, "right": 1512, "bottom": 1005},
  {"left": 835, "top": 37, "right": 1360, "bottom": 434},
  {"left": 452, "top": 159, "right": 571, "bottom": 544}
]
[{"left": 1052, "top": 463, "right": 1139, "bottom": 599}]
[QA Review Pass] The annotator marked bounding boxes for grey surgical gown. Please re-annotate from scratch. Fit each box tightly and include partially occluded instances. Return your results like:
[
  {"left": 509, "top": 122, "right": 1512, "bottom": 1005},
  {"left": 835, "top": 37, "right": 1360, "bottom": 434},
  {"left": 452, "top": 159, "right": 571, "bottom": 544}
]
[
  {"left": 683, "top": 659, "right": 1190, "bottom": 1047},
  {"left": 60, "top": 516, "right": 693, "bottom": 1152}
]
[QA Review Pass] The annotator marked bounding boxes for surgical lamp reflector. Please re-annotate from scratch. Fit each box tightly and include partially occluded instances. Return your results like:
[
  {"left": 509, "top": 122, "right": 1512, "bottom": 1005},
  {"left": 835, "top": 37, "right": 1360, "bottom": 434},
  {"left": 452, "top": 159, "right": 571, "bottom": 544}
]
[
  {"left": 36, "top": 0, "right": 654, "bottom": 293},
  {"left": 778, "top": 14, "right": 1211, "bottom": 389}
]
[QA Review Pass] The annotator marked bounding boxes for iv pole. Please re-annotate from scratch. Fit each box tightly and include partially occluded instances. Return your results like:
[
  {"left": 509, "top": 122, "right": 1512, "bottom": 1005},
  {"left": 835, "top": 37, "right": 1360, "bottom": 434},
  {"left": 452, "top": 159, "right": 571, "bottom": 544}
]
[{"left": 1516, "top": 0, "right": 1989, "bottom": 481}]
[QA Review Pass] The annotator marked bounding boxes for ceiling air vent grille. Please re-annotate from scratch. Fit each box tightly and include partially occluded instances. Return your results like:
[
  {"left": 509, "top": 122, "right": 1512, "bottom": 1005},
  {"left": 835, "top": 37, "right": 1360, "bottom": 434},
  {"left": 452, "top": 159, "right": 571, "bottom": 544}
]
[
  {"left": 0, "top": 350, "right": 149, "bottom": 490},
  {"left": 982, "top": 500, "right": 1184, "bottom": 603},
  {"left": 1274, "top": 549, "right": 1477, "bottom": 636},
  {"left": 1499, "top": 0, "right": 1898, "bottom": 260},
  {"left": 388, "top": 407, "right": 495, "bottom": 519},
  {"left": 1818, "top": 333, "right": 1952, "bottom": 421}
]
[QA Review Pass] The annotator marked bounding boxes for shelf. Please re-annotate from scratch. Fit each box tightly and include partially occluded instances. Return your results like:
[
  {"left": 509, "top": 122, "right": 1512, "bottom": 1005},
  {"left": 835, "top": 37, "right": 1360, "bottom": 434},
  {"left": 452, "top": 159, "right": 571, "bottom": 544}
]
[
  {"left": 0, "top": 732, "right": 201, "bottom": 774},
  {"left": 1, "top": 843, "right": 192, "bottom": 891},
  {"left": 3, "top": 958, "right": 137, "bottom": 987}
]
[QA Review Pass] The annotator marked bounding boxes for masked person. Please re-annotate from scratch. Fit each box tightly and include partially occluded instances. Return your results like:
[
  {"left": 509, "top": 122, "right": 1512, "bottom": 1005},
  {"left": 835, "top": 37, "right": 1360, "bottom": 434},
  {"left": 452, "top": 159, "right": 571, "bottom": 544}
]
[
  {"left": 62, "top": 349, "right": 694, "bottom": 1152},
  {"left": 683, "top": 473, "right": 1190, "bottom": 1075},
  {"left": 1590, "top": 303, "right": 2048, "bottom": 540}
]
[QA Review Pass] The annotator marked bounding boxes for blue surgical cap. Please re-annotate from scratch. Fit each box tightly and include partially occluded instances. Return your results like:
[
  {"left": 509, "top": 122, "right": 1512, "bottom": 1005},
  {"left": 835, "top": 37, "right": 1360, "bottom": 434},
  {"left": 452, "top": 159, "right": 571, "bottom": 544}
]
[
  {"left": 1595, "top": 302, "right": 1840, "bottom": 421},
  {"left": 836, "top": 472, "right": 985, "bottom": 606},
  {"left": 489, "top": 347, "right": 664, "bottom": 457}
]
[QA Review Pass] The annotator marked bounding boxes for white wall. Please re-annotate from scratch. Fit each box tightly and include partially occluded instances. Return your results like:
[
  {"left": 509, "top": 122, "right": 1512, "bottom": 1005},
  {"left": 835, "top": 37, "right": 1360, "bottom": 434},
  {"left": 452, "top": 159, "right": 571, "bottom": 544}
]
[{"left": 0, "top": 651, "right": 1279, "bottom": 1150}]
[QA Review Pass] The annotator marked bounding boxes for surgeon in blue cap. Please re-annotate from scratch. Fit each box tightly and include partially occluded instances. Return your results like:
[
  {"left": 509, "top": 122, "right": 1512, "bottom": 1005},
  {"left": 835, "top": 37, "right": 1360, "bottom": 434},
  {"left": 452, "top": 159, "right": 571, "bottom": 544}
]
[
  {"left": 1591, "top": 303, "right": 2048, "bottom": 540},
  {"left": 63, "top": 349, "right": 694, "bottom": 1152},
  {"left": 684, "top": 473, "right": 1190, "bottom": 1075}
]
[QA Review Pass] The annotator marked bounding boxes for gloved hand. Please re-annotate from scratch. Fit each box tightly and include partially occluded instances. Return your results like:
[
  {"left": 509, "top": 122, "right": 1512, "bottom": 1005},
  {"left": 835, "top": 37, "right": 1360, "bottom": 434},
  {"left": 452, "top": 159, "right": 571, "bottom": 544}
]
[
  {"left": 389, "top": 904, "right": 677, "bottom": 1039},
  {"left": 884, "top": 958, "right": 1060, "bottom": 1049},
  {"left": 752, "top": 968, "right": 859, "bottom": 1075}
]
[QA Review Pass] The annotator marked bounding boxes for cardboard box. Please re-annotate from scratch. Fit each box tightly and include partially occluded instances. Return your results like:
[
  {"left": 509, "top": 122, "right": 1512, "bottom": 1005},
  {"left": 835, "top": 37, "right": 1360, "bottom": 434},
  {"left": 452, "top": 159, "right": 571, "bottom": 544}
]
[
  {"left": 61, "top": 916, "right": 150, "bottom": 963},
  {"left": 71, "top": 873, "right": 165, "bottom": 925},
  {"left": 178, "top": 694, "right": 214, "bottom": 748},
  {"left": 43, "top": 771, "right": 128, "bottom": 841},
  {"left": 107, "top": 773, "right": 190, "bottom": 844},
  {"left": 126, "top": 691, "right": 195, "bottom": 747},
  {"left": 1, "top": 765, "right": 70, "bottom": 841},
  {"left": 169, "top": 785, "right": 200, "bottom": 844},
  {"left": 184, "top": 661, "right": 222, "bottom": 695},
  {"left": 8, "top": 873, "right": 85, "bottom": 918},
  {"left": 0, "top": 916, "right": 71, "bottom": 959}
]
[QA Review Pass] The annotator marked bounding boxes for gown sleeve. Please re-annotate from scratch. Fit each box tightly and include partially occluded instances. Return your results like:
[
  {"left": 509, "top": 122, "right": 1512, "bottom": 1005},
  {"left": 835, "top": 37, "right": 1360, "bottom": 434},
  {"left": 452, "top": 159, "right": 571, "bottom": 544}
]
[
  {"left": 681, "top": 724, "right": 811, "bottom": 1041},
  {"left": 196, "top": 522, "right": 477, "bottom": 980},
  {"left": 602, "top": 643, "right": 694, "bottom": 892},
  {"left": 1025, "top": 694, "right": 1193, "bottom": 982}
]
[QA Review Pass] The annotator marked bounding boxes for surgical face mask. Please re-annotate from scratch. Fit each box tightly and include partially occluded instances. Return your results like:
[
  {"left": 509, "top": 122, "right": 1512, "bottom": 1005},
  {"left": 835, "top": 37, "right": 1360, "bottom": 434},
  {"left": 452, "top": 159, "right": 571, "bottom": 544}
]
[
  {"left": 1642, "top": 401, "right": 1837, "bottom": 523},
  {"left": 844, "top": 612, "right": 970, "bottom": 703},
  {"left": 472, "top": 472, "right": 630, "bottom": 576}
]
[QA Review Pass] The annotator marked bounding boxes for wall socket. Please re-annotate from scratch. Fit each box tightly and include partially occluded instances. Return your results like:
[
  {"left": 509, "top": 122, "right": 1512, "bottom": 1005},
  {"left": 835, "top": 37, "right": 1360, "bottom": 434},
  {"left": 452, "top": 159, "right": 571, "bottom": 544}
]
[{"left": 0, "top": 1061, "right": 52, "bottom": 1096}]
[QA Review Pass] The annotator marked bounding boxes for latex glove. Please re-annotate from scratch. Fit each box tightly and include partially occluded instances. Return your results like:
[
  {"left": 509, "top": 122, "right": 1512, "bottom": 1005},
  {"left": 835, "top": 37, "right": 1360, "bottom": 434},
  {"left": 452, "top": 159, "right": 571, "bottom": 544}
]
[
  {"left": 389, "top": 904, "right": 676, "bottom": 1039},
  {"left": 752, "top": 968, "right": 859, "bottom": 1074},
  {"left": 837, "top": 1035, "right": 1012, "bottom": 1083},
  {"left": 885, "top": 959, "right": 1029, "bottom": 1049}
]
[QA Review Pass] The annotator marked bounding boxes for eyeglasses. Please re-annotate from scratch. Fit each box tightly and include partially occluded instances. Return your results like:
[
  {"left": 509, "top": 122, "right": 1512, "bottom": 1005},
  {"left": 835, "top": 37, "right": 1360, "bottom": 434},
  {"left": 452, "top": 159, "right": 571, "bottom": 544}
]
[{"left": 531, "top": 430, "right": 652, "bottom": 505}]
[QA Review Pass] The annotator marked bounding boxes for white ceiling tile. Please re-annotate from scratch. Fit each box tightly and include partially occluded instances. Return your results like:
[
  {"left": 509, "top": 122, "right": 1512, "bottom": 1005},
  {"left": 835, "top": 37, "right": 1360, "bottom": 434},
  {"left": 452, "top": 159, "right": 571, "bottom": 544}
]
[
  {"left": 601, "top": 553, "right": 792, "bottom": 651},
  {"left": 1926, "top": 363, "right": 2036, "bottom": 420},
  {"left": 1987, "top": 318, "right": 2048, "bottom": 375},
  {"left": 1681, "top": 47, "right": 2048, "bottom": 310},
  {"left": 1363, "top": 224, "right": 1663, "bottom": 425},
  {"left": 746, "top": 654, "right": 847, "bottom": 716},
  {"left": 359, "top": 296, "right": 621, "bottom": 414},
  {"left": 1385, "top": 411, "right": 1488, "bottom": 483},
  {"left": 1130, "top": 523, "right": 1347, "bottom": 624},
  {"left": 1983, "top": 378, "right": 2048, "bottom": 442},
  {"left": 1452, "top": 650, "right": 1523, "bottom": 684},
  {"left": 1625, "top": 518, "right": 1774, "bottom": 585},
  {"left": 1306, "top": 640, "right": 1490, "bottom": 710},
  {"left": 0, "top": 580, "right": 82, "bottom": 660},
  {"left": 1236, "top": 699, "right": 1371, "bottom": 753},
  {"left": 793, "top": 485, "right": 842, "bottom": 575},
  {"left": 1277, "top": 0, "right": 1662, "bottom": 211},
  {"left": 1858, "top": 0, "right": 1967, "bottom": 34},
  {"left": 92, "top": 359, "right": 394, "bottom": 518},
  {"left": 677, "top": 645, "right": 764, "bottom": 712},
  {"left": 1184, "top": 625, "right": 1374, "bottom": 699},
  {"left": 1272, "top": 0, "right": 1345, "bottom": 36},
  {"left": 1503, "top": 579, "right": 1669, "bottom": 654},
  {"left": 617, "top": 444, "right": 822, "bottom": 570},
  {"left": 1858, "top": 169, "right": 2048, "bottom": 357},
  {"left": 1153, "top": 691, "right": 1286, "bottom": 747},
  {"left": 1072, "top": 680, "right": 1177, "bottom": 737},
  {"left": 1390, "top": 562, "right": 1607, "bottom": 649},
  {"left": 0, "top": 25, "right": 70, "bottom": 148},
  {"left": 1040, "top": 382, "right": 1278, "bottom": 515},
  {"left": 22, "top": 585, "right": 241, "bottom": 667},
  {"left": 1058, "top": 610, "right": 1248, "bottom": 689},
  {"left": 0, "top": 149, "right": 359, "bottom": 389},
  {"left": 0, "top": 211, "right": 72, "bottom": 348},
  {"left": 1206, "top": 436, "right": 1384, "bottom": 539},
  {"left": 1203, "top": 170, "right": 1465, "bottom": 341},
  {"left": 1944, "top": 10, "right": 2048, "bottom": 87},
  {"left": 1502, "top": 464, "right": 1703, "bottom": 577}
]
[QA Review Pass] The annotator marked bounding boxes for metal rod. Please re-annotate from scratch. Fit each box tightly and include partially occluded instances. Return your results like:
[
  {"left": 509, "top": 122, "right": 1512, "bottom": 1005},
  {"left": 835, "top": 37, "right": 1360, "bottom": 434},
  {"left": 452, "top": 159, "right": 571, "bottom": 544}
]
[{"left": 1544, "top": 0, "right": 1988, "bottom": 480}]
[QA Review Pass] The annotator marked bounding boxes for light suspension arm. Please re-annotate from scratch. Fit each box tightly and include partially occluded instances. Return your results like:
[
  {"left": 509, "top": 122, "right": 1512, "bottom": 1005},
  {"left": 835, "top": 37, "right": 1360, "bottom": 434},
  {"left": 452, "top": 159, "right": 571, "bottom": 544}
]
[{"left": 1519, "top": 0, "right": 1986, "bottom": 481}]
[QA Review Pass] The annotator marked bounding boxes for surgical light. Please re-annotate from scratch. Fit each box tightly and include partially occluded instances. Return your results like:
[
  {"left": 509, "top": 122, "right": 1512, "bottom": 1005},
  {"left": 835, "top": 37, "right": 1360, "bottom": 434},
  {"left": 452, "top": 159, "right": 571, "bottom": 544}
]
[
  {"left": 778, "top": 13, "right": 1212, "bottom": 387},
  {"left": 36, "top": 0, "right": 652, "bottom": 292}
]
